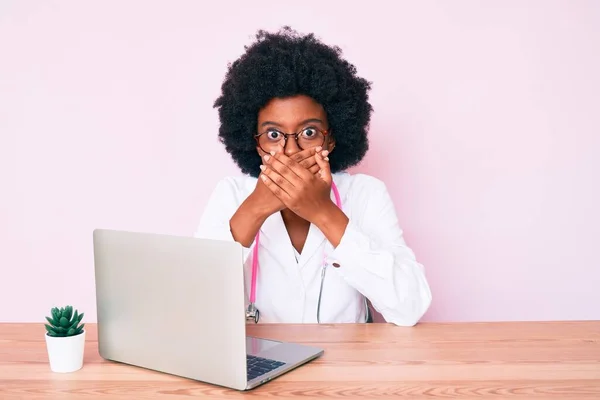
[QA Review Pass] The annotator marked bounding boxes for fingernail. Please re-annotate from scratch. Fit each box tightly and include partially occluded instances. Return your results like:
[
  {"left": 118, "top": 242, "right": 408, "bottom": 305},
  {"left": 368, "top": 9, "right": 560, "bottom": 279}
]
[
  {"left": 259, "top": 165, "right": 265, "bottom": 171},
  {"left": 260, "top": 174, "right": 267, "bottom": 181},
  {"left": 324, "top": 157, "right": 329, "bottom": 161},
  {"left": 315, "top": 146, "right": 322, "bottom": 152},
  {"left": 264, "top": 155, "right": 270, "bottom": 162},
  {"left": 270, "top": 151, "right": 276, "bottom": 156},
  {"left": 322, "top": 150, "right": 329, "bottom": 157}
]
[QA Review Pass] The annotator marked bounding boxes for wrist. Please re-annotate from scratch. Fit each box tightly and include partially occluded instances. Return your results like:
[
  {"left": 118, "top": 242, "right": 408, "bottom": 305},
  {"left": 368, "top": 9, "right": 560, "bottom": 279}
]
[
  {"left": 245, "top": 192, "right": 274, "bottom": 221},
  {"left": 229, "top": 194, "right": 270, "bottom": 248},
  {"left": 313, "top": 200, "right": 348, "bottom": 235}
]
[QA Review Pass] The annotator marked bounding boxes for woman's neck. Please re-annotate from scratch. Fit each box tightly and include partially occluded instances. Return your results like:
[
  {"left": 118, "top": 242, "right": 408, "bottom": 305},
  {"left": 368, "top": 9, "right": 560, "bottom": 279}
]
[{"left": 280, "top": 209, "right": 311, "bottom": 254}]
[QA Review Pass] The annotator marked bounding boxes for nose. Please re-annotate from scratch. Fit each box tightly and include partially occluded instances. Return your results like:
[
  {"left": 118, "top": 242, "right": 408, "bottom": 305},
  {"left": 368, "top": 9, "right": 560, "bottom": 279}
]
[{"left": 284, "top": 135, "right": 301, "bottom": 156}]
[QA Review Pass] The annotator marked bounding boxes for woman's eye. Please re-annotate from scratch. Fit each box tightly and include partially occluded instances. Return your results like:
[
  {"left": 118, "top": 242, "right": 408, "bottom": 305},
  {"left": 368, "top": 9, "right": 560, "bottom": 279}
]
[
  {"left": 301, "top": 127, "right": 317, "bottom": 138},
  {"left": 266, "top": 130, "right": 281, "bottom": 140}
]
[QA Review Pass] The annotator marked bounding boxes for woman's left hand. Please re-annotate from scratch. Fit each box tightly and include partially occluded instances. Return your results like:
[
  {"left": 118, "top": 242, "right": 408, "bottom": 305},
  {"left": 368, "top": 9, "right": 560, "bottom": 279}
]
[{"left": 259, "top": 147, "right": 333, "bottom": 223}]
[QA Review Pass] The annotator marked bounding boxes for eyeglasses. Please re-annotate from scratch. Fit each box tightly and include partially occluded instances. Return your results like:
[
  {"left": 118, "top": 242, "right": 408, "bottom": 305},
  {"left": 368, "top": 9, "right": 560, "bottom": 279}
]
[{"left": 254, "top": 127, "right": 329, "bottom": 153}]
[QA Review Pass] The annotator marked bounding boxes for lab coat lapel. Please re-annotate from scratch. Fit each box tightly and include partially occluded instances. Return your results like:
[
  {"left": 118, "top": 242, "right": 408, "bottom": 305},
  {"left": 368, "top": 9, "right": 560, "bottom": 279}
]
[
  {"left": 298, "top": 175, "right": 343, "bottom": 268},
  {"left": 259, "top": 211, "right": 298, "bottom": 268},
  {"left": 297, "top": 223, "right": 326, "bottom": 268},
  {"left": 259, "top": 173, "right": 345, "bottom": 269}
]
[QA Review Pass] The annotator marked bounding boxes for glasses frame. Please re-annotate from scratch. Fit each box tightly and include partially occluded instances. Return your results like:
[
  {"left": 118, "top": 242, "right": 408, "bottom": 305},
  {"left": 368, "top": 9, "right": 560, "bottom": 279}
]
[{"left": 254, "top": 127, "right": 330, "bottom": 153}]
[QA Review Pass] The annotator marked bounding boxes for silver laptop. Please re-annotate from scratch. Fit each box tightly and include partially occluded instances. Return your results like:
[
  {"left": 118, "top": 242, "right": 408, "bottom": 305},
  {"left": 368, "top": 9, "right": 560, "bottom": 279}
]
[{"left": 92, "top": 228, "right": 323, "bottom": 390}]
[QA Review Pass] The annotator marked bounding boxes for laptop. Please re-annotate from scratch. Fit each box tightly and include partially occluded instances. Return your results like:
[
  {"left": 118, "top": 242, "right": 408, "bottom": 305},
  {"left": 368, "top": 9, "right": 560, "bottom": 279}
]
[{"left": 92, "top": 228, "right": 323, "bottom": 390}]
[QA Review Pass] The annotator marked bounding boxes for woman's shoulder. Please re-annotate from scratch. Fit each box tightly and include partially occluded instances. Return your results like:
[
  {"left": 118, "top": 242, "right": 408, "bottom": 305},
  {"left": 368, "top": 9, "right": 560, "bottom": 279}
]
[
  {"left": 212, "top": 175, "right": 258, "bottom": 193},
  {"left": 333, "top": 172, "right": 395, "bottom": 218},
  {"left": 205, "top": 175, "right": 258, "bottom": 206},
  {"left": 334, "top": 171, "right": 388, "bottom": 193}
]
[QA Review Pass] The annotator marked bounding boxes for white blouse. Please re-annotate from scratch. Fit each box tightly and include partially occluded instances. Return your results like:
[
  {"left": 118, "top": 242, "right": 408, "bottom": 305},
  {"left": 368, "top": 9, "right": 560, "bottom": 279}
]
[{"left": 194, "top": 171, "right": 432, "bottom": 326}]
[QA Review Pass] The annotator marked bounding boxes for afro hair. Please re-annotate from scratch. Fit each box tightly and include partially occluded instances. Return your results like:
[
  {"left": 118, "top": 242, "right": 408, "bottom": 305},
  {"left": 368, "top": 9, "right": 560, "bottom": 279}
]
[{"left": 213, "top": 26, "right": 373, "bottom": 177}]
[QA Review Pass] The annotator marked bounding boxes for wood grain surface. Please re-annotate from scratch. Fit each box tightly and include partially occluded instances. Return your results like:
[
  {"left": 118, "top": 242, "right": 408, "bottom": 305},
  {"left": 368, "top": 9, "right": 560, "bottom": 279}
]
[{"left": 1, "top": 321, "right": 599, "bottom": 399}]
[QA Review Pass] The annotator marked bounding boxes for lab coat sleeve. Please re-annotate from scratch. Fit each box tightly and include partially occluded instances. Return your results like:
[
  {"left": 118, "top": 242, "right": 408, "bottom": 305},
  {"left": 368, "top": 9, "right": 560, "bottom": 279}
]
[
  {"left": 193, "top": 177, "right": 254, "bottom": 263},
  {"left": 328, "top": 177, "right": 432, "bottom": 326}
]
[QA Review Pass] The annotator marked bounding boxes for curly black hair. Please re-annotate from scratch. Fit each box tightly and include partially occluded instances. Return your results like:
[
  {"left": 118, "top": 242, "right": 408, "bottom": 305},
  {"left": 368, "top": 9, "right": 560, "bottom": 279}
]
[{"left": 213, "top": 26, "right": 373, "bottom": 177}]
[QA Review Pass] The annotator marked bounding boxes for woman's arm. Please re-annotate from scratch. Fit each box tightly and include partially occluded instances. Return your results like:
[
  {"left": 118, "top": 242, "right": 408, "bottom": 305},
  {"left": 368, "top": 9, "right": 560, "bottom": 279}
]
[
  {"left": 326, "top": 176, "right": 432, "bottom": 326},
  {"left": 259, "top": 151, "right": 432, "bottom": 326},
  {"left": 228, "top": 180, "right": 283, "bottom": 247},
  {"left": 194, "top": 177, "right": 250, "bottom": 243},
  {"left": 196, "top": 148, "right": 322, "bottom": 246}
]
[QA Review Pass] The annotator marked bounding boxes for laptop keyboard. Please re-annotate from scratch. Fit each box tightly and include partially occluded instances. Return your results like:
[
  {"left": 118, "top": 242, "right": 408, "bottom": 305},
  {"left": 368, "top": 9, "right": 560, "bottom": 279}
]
[{"left": 246, "top": 355, "right": 286, "bottom": 381}]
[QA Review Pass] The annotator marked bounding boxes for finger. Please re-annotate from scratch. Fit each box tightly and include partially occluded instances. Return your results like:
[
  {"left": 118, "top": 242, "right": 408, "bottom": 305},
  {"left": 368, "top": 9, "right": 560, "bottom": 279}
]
[
  {"left": 264, "top": 153, "right": 302, "bottom": 186},
  {"left": 298, "top": 155, "right": 317, "bottom": 170},
  {"left": 289, "top": 146, "right": 318, "bottom": 164},
  {"left": 308, "top": 164, "right": 320, "bottom": 174},
  {"left": 272, "top": 151, "right": 313, "bottom": 181},
  {"left": 260, "top": 171, "right": 292, "bottom": 203},
  {"left": 315, "top": 151, "right": 332, "bottom": 185},
  {"left": 260, "top": 165, "right": 296, "bottom": 195},
  {"left": 299, "top": 147, "right": 330, "bottom": 169}
]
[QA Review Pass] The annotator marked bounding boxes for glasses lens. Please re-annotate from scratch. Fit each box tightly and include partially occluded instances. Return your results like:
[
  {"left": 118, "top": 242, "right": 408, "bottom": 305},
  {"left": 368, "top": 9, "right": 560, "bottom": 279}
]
[
  {"left": 297, "top": 128, "right": 325, "bottom": 149},
  {"left": 257, "top": 128, "right": 326, "bottom": 152},
  {"left": 257, "top": 130, "right": 282, "bottom": 152}
]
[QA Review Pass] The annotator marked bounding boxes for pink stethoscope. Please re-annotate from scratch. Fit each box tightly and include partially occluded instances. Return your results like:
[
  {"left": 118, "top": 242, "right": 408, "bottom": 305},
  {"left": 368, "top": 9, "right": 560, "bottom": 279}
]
[{"left": 245, "top": 181, "right": 343, "bottom": 324}]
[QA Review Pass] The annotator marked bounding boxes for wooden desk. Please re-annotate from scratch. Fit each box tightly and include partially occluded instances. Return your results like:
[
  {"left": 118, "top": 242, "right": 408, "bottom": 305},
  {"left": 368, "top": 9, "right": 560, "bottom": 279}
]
[{"left": 1, "top": 322, "right": 599, "bottom": 399}]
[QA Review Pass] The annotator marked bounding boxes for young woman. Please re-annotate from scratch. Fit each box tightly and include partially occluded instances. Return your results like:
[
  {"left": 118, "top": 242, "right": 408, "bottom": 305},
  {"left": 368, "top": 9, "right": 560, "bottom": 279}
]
[{"left": 195, "top": 27, "right": 431, "bottom": 326}]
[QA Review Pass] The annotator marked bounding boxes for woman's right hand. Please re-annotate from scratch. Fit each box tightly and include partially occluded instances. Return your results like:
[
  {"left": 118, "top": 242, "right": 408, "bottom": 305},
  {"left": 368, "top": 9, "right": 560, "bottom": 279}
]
[
  {"left": 229, "top": 146, "right": 324, "bottom": 247},
  {"left": 251, "top": 146, "right": 323, "bottom": 217}
]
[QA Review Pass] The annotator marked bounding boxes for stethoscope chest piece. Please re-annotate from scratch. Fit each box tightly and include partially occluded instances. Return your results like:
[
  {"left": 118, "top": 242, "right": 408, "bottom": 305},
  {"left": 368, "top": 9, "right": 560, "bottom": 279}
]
[{"left": 245, "top": 303, "right": 259, "bottom": 323}]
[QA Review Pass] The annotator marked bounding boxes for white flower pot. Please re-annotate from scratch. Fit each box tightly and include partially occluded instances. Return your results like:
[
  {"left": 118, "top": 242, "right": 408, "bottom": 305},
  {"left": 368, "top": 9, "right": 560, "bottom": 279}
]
[{"left": 45, "top": 330, "right": 86, "bottom": 373}]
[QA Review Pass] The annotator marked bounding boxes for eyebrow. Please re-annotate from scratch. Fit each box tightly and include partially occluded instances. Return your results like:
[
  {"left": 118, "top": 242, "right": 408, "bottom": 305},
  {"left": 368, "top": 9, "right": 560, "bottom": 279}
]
[{"left": 260, "top": 118, "right": 324, "bottom": 128}]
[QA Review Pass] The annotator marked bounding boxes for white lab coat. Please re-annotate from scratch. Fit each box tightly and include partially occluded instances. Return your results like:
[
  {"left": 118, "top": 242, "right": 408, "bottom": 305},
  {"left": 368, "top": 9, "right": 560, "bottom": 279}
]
[{"left": 194, "top": 171, "right": 432, "bottom": 326}]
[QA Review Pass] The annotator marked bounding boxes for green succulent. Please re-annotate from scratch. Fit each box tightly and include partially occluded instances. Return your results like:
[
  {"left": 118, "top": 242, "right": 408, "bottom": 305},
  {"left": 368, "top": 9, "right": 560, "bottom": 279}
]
[{"left": 45, "top": 305, "right": 85, "bottom": 337}]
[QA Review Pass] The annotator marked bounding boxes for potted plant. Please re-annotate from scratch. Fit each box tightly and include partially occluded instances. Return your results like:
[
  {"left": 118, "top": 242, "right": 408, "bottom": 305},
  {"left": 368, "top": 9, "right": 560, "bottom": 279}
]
[{"left": 44, "top": 305, "right": 86, "bottom": 373}]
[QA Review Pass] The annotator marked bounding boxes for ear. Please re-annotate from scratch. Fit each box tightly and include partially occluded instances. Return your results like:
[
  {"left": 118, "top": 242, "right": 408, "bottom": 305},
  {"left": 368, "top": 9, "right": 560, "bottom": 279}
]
[{"left": 326, "top": 134, "right": 336, "bottom": 153}]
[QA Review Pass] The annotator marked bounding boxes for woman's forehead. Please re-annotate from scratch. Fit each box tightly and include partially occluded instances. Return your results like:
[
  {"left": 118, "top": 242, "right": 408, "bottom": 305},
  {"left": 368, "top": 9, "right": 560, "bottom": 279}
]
[{"left": 258, "top": 95, "right": 327, "bottom": 127}]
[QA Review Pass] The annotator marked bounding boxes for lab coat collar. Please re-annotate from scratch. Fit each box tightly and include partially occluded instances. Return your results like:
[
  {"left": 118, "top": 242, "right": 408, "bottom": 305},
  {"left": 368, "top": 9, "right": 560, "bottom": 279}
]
[{"left": 258, "top": 173, "right": 345, "bottom": 269}]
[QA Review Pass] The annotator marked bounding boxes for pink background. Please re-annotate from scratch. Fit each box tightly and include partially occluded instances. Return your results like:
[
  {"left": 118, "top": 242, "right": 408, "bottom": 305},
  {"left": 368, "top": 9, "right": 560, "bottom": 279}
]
[{"left": 1, "top": 1, "right": 599, "bottom": 323}]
